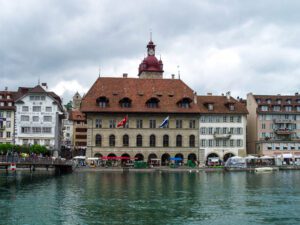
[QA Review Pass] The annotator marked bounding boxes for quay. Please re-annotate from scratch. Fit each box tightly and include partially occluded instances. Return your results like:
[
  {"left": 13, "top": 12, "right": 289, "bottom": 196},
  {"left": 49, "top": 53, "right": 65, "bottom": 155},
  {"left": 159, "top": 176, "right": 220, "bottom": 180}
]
[{"left": 0, "top": 157, "right": 74, "bottom": 174}]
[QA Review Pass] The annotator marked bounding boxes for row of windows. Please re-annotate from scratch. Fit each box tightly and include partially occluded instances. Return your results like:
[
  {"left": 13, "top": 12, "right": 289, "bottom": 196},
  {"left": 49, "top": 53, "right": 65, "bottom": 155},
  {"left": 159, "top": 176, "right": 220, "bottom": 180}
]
[
  {"left": 260, "top": 132, "right": 300, "bottom": 139},
  {"left": 259, "top": 114, "right": 300, "bottom": 121},
  {"left": 200, "top": 127, "right": 243, "bottom": 135},
  {"left": 97, "top": 97, "right": 192, "bottom": 109},
  {"left": 22, "top": 139, "right": 51, "bottom": 146},
  {"left": 21, "top": 106, "right": 52, "bottom": 112},
  {"left": 0, "top": 94, "right": 11, "bottom": 100},
  {"left": 21, "top": 127, "right": 52, "bottom": 134},
  {"left": 21, "top": 115, "right": 52, "bottom": 122},
  {"left": 260, "top": 105, "right": 300, "bottom": 112},
  {"left": 261, "top": 123, "right": 298, "bottom": 130},
  {"left": 95, "top": 134, "right": 196, "bottom": 148},
  {"left": 201, "top": 139, "right": 243, "bottom": 147},
  {"left": 200, "top": 115, "right": 242, "bottom": 123},
  {"left": 0, "top": 131, "right": 11, "bottom": 138},
  {"left": 0, "top": 111, "right": 12, "bottom": 118},
  {"left": 257, "top": 98, "right": 300, "bottom": 104},
  {"left": 0, "top": 102, "right": 13, "bottom": 107},
  {"left": 95, "top": 119, "right": 196, "bottom": 129},
  {"left": 266, "top": 146, "right": 300, "bottom": 150},
  {"left": 0, "top": 121, "right": 11, "bottom": 128},
  {"left": 29, "top": 96, "right": 46, "bottom": 101}
]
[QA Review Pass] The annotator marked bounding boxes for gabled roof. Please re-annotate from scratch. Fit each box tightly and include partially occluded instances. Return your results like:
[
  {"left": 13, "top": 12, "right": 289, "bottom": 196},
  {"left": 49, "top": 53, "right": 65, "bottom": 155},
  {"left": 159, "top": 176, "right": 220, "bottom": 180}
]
[
  {"left": 14, "top": 85, "right": 63, "bottom": 111},
  {"left": 197, "top": 95, "right": 248, "bottom": 114},
  {"left": 81, "top": 77, "right": 199, "bottom": 113}
]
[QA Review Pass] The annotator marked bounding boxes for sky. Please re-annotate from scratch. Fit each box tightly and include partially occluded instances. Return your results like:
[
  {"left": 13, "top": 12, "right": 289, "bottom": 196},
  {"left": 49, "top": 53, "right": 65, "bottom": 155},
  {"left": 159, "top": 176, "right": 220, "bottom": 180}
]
[{"left": 1, "top": 0, "right": 300, "bottom": 103}]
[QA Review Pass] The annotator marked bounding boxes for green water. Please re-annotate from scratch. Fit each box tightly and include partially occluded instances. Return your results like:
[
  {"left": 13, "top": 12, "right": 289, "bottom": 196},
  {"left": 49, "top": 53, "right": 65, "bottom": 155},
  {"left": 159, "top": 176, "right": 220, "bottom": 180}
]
[{"left": 1, "top": 170, "right": 300, "bottom": 225}]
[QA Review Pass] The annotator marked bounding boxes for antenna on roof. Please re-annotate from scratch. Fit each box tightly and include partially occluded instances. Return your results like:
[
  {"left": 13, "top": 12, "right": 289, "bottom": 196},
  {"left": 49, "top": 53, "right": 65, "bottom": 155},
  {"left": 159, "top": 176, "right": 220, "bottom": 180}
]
[
  {"left": 98, "top": 66, "right": 101, "bottom": 77},
  {"left": 150, "top": 29, "right": 152, "bottom": 41},
  {"left": 177, "top": 65, "right": 181, "bottom": 79},
  {"left": 38, "top": 76, "right": 40, "bottom": 85}
]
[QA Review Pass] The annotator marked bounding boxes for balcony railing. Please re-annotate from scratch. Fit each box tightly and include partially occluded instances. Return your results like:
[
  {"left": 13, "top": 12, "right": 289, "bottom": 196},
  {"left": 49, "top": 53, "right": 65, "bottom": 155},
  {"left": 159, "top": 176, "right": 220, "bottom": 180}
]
[
  {"left": 0, "top": 126, "right": 5, "bottom": 130},
  {"left": 273, "top": 119, "right": 296, "bottom": 124},
  {"left": 213, "top": 133, "right": 231, "bottom": 139},
  {"left": 274, "top": 128, "right": 296, "bottom": 135}
]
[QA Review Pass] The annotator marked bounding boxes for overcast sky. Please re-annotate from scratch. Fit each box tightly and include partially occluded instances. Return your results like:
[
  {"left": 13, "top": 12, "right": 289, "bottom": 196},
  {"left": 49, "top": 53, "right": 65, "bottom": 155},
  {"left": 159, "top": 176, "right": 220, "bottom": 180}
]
[{"left": 1, "top": 0, "right": 300, "bottom": 103}]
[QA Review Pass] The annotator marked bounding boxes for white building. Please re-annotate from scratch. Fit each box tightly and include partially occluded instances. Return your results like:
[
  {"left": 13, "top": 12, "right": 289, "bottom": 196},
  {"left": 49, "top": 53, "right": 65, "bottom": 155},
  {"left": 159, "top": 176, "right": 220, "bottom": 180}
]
[
  {"left": 14, "top": 84, "right": 64, "bottom": 154},
  {"left": 197, "top": 93, "right": 248, "bottom": 164}
]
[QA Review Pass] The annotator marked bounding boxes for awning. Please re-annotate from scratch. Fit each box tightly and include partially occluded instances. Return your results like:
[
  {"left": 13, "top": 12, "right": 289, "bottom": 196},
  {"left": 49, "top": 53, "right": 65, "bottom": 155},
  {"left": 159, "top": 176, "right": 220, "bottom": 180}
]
[
  {"left": 73, "top": 156, "right": 86, "bottom": 159},
  {"left": 169, "top": 157, "right": 183, "bottom": 161}
]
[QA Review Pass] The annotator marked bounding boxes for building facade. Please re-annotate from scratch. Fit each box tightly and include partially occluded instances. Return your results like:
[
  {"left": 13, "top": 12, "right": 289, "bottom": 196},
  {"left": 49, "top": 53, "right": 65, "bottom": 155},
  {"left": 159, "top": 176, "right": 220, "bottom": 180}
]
[
  {"left": 247, "top": 93, "right": 300, "bottom": 157},
  {"left": 198, "top": 93, "right": 248, "bottom": 163},
  {"left": 14, "top": 84, "right": 64, "bottom": 154},
  {"left": 81, "top": 40, "right": 200, "bottom": 164},
  {"left": 69, "top": 110, "right": 87, "bottom": 155},
  {"left": 0, "top": 90, "right": 15, "bottom": 144}
]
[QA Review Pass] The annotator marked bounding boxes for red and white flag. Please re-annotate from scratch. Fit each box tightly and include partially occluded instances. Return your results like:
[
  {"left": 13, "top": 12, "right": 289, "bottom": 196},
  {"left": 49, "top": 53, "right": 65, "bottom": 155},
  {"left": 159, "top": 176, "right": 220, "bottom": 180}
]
[{"left": 117, "top": 115, "right": 128, "bottom": 127}]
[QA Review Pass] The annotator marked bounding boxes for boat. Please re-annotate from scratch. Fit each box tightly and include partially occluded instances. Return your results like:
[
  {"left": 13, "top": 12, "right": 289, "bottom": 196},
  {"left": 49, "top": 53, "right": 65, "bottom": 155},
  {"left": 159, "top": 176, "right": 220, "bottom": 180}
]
[{"left": 254, "top": 167, "right": 275, "bottom": 172}]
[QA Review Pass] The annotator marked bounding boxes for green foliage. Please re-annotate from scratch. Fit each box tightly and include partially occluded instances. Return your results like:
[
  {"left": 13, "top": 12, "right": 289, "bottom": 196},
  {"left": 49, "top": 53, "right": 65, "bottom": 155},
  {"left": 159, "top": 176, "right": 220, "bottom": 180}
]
[
  {"left": 0, "top": 143, "right": 50, "bottom": 155},
  {"left": 64, "top": 100, "right": 73, "bottom": 110}
]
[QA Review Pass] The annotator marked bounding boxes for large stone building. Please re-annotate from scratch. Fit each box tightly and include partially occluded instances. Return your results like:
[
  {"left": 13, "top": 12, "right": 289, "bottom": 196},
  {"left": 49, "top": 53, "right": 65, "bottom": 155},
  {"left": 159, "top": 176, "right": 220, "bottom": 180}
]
[
  {"left": 14, "top": 84, "right": 64, "bottom": 154},
  {"left": 0, "top": 89, "right": 15, "bottom": 144},
  {"left": 198, "top": 93, "right": 248, "bottom": 163},
  {"left": 81, "top": 40, "right": 200, "bottom": 164},
  {"left": 247, "top": 93, "right": 300, "bottom": 157}
]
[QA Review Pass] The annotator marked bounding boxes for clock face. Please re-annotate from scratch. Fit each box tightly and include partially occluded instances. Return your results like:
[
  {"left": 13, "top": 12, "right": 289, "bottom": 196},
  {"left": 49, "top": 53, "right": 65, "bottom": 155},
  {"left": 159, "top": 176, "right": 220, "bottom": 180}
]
[{"left": 148, "top": 49, "right": 155, "bottom": 55}]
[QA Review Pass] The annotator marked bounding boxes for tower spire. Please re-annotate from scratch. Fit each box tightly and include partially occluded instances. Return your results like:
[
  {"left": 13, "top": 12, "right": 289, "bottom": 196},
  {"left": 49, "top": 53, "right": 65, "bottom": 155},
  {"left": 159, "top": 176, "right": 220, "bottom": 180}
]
[{"left": 150, "top": 29, "right": 152, "bottom": 41}]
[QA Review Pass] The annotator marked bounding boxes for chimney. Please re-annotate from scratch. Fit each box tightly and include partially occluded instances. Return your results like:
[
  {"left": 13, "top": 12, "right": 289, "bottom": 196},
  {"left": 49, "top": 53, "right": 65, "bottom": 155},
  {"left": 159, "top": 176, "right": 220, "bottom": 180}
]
[
  {"left": 194, "top": 91, "right": 197, "bottom": 104},
  {"left": 4, "top": 87, "right": 8, "bottom": 91},
  {"left": 123, "top": 73, "right": 128, "bottom": 78},
  {"left": 41, "top": 83, "right": 48, "bottom": 90},
  {"left": 295, "top": 92, "right": 299, "bottom": 96},
  {"left": 171, "top": 74, "right": 175, "bottom": 79},
  {"left": 207, "top": 93, "right": 212, "bottom": 96},
  {"left": 226, "top": 91, "right": 231, "bottom": 100}
]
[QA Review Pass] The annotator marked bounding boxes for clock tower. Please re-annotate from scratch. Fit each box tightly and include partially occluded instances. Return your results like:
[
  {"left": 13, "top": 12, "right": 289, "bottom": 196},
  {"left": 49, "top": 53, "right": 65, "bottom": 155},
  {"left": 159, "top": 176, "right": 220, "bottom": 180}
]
[{"left": 138, "top": 39, "right": 164, "bottom": 79}]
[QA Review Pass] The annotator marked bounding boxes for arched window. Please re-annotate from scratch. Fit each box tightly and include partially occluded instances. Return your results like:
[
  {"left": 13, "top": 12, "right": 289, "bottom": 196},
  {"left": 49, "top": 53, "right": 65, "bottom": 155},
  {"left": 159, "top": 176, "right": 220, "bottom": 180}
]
[
  {"left": 150, "top": 135, "right": 156, "bottom": 147},
  {"left": 176, "top": 135, "right": 182, "bottom": 147},
  {"left": 177, "top": 97, "right": 192, "bottom": 108},
  {"left": 163, "top": 135, "right": 169, "bottom": 147},
  {"left": 123, "top": 134, "right": 129, "bottom": 147},
  {"left": 95, "top": 134, "right": 102, "bottom": 146},
  {"left": 146, "top": 98, "right": 159, "bottom": 108},
  {"left": 189, "top": 135, "right": 195, "bottom": 147},
  {"left": 109, "top": 135, "right": 115, "bottom": 147},
  {"left": 96, "top": 96, "right": 109, "bottom": 108},
  {"left": 136, "top": 134, "right": 143, "bottom": 147},
  {"left": 119, "top": 97, "right": 132, "bottom": 108}
]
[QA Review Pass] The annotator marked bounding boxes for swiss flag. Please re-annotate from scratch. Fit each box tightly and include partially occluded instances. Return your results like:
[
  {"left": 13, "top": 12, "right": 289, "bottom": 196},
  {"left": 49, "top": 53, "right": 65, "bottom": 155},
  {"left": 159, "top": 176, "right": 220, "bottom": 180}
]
[{"left": 117, "top": 115, "right": 128, "bottom": 128}]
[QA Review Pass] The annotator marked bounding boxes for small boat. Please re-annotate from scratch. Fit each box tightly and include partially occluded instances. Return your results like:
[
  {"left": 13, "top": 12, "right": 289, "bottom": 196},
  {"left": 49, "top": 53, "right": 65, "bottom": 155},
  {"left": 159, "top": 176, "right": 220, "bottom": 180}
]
[{"left": 255, "top": 167, "right": 274, "bottom": 172}]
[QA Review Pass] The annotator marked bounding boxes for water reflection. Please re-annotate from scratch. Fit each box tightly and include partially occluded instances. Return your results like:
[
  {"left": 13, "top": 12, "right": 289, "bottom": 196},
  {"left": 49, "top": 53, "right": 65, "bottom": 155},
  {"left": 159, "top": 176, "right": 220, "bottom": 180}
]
[{"left": 1, "top": 171, "right": 300, "bottom": 224}]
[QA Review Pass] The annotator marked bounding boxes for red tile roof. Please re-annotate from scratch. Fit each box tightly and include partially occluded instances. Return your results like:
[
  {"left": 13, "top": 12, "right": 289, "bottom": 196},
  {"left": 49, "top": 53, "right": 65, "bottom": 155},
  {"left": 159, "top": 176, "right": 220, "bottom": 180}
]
[
  {"left": 197, "top": 95, "right": 248, "bottom": 114},
  {"left": 81, "top": 77, "right": 199, "bottom": 113},
  {"left": 69, "top": 110, "right": 86, "bottom": 121}
]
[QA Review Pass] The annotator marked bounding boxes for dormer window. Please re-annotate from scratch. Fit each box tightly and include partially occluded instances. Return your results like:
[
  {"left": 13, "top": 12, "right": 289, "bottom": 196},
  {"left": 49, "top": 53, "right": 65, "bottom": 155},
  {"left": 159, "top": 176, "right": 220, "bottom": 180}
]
[
  {"left": 146, "top": 97, "right": 159, "bottom": 108},
  {"left": 256, "top": 98, "right": 261, "bottom": 103},
  {"left": 276, "top": 99, "right": 282, "bottom": 104},
  {"left": 177, "top": 98, "right": 192, "bottom": 108},
  {"left": 119, "top": 97, "right": 132, "bottom": 108},
  {"left": 97, "top": 96, "right": 109, "bottom": 108},
  {"left": 266, "top": 99, "right": 272, "bottom": 104},
  {"left": 229, "top": 104, "right": 235, "bottom": 111},
  {"left": 286, "top": 99, "right": 292, "bottom": 104},
  {"left": 7, "top": 95, "right": 10, "bottom": 99},
  {"left": 208, "top": 104, "right": 214, "bottom": 111},
  {"left": 297, "top": 99, "right": 300, "bottom": 104}
]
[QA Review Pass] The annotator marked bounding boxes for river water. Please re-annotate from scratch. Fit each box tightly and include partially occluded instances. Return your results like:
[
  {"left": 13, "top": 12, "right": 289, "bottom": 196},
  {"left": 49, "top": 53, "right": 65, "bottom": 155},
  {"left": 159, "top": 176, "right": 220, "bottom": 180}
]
[{"left": 1, "top": 170, "right": 300, "bottom": 225}]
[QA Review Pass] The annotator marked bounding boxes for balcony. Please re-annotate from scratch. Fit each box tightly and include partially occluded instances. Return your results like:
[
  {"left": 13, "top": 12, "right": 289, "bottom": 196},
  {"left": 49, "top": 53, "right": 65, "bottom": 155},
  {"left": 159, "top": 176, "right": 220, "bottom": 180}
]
[
  {"left": 274, "top": 128, "right": 296, "bottom": 135},
  {"left": 0, "top": 126, "right": 5, "bottom": 130},
  {"left": 273, "top": 119, "right": 296, "bottom": 124},
  {"left": 213, "top": 133, "right": 231, "bottom": 139}
]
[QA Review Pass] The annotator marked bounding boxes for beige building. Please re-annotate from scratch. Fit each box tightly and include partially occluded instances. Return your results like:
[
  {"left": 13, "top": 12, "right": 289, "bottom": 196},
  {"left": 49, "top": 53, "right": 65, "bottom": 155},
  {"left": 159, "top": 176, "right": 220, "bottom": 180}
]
[
  {"left": 81, "top": 39, "right": 200, "bottom": 164},
  {"left": 247, "top": 93, "right": 300, "bottom": 157},
  {"left": 0, "top": 90, "right": 15, "bottom": 144}
]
